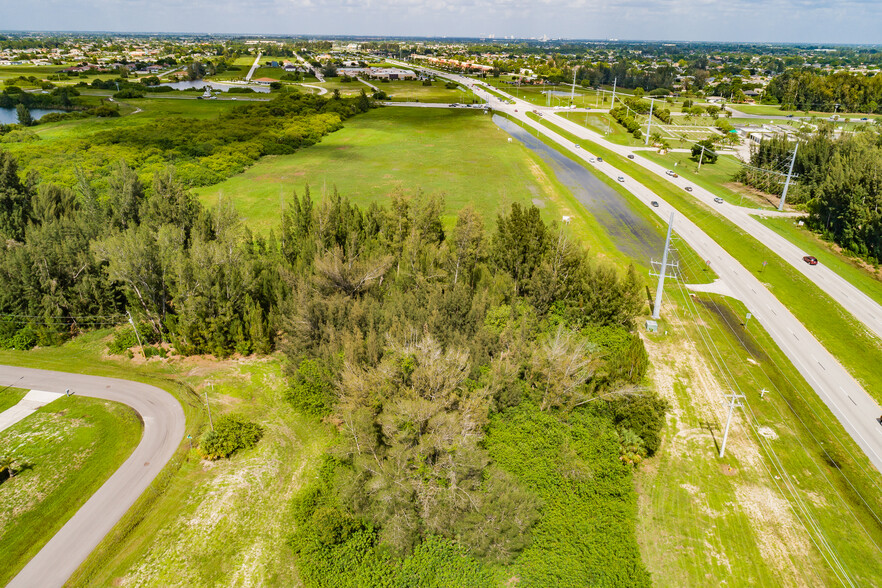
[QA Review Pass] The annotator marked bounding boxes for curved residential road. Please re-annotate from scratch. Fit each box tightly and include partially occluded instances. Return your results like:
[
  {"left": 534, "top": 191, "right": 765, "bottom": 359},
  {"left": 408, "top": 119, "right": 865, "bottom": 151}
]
[
  {"left": 390, "top": 62, "right": 882, "bottom": 472},
  {"left": 2, "top": 365, "right": 185, "bottom": 588}
]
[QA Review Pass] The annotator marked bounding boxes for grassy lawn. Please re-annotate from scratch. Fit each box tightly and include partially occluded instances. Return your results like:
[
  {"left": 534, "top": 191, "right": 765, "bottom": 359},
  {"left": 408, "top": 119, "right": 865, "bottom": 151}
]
[
  {"left": 640, "top": 151, "right": 775, "bottom": 209},
  {"left": 0, "top": 387, "right": 28, "bottom": 413},
  {"left": 638, "top": 285, "right": 882, "bottom": 586},
  {"left": 0, "top": 395, "right": 142, "bottom": 586},
  {"left": 194, "top": 107, "right": 572, "bottom": 233},
  {"left": 531, "top": 115, "right": 882, "bottom": 405},
  {"left": 380, "top": 79, "right": 475, "bottom": 103}
]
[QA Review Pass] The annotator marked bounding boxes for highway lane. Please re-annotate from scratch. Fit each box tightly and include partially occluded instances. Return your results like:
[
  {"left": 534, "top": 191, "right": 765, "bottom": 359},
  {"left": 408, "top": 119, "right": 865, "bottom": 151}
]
[
  {"left": 542, "top": 111, "right": 882, "bottom": 341},
  {"left": 2, "top": 365, "right": 185, "bottom": 588},
  {"left": 394, "top": 63, "right": 882, "bottom": 472}
]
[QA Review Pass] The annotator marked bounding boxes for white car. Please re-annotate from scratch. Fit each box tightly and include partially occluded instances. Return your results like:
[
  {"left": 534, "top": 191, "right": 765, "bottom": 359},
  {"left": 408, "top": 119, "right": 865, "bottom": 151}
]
[
  {"left": 574, "top": 144, "right": 581, "bottom": 149},
  {"left": 617, "top": 176, "right": 625, "bottom": 182},
  {"left": 588, "top": 157, "right": 595, "bottom": 163},
  {"left": 665, "top": 170, "right": 678, "bottom": 177}
]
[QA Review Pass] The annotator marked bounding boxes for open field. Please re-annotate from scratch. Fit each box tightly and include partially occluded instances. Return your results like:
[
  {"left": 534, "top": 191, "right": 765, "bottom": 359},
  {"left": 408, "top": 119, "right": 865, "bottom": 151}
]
[
  {"left": 0, "top": 394, "right": 142, "bottom": 586},
  {"left": 194, "top": 107, "right": 572, "bottom": 232},
  {"left": 0, "top": 386, "right": 28, "bottom": 413},
  {"left": 531, "top": 115, "right": 882, "bottom": 406},
  {"left": 732, "top": 103, "right": 882, "bottom": 121},
  {"left": 381, "top": 79, "right": 477, "bottom": 103},
  {"left": 639, "top": 285, "right": 882, "bottom": 586}
]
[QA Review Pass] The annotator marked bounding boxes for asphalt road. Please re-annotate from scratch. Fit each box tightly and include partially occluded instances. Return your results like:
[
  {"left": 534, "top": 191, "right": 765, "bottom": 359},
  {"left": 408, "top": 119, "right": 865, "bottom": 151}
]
[
  {"left": 397, "top": 63, "right": 882, "bottom": 472},
  {"left": 2, "top": 365, "right": 185, "bottom": 588},
  {"left": 543, "top": 111, "right": 882, "bottom": 341}
]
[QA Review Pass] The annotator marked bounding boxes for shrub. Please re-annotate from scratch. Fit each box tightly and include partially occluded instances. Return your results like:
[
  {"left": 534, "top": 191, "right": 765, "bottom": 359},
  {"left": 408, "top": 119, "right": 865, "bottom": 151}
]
[
  {"left": 287, "top": 358, "right": 336, "bottom": 417},
  {"left": 199, "top": 414, "right": 264, "bottom": 460},
  {"left": 11, "top": 326, "right": 37, "bottom": 350}
]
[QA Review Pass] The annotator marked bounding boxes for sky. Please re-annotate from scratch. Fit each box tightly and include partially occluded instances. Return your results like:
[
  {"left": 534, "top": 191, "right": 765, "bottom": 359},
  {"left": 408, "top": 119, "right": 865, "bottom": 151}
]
[{"left": 2, "top": 0, "right": 880, "bottom": 44}]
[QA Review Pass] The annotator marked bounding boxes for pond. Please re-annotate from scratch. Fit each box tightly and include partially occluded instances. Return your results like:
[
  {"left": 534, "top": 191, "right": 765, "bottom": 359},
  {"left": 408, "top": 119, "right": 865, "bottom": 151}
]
[
  {"left": 493, "top": 114, "right": 666, "bottom": 262},
  {"left": 0, "top": 107, "right": 65, "bottom": 125},
  {"left": 159, "top": 81, "right": 270, "bottom": 93}
]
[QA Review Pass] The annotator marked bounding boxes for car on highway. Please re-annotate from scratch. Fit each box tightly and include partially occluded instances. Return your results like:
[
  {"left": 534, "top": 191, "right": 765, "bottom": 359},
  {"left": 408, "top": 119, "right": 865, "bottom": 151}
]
[
  {"left": 651, "top": 201, "right": 659, "bottom": 207},
  {"left": 588, "top": 157, "right": 595, "bottom": 163},
  {"left": 617, "top": 176, "right": 625, "bottom": 182},
  {"left": 574, "top": 143, "right": 581, "bottom": 149},
  {"left": 597, "top": 157, "right": 603, "bottom": 162},
  {"left": 803, "top": 255, "right": 819, "bottom": 265},
  {"left": 665, "top": 170, "right": 678, "bottom": 178},
  {"left": 627, "top": 154, "right": 635, "bottom": 159},
  {"left": 684, "top": 186, "right": 693, "bottom": 192},
  {"left": 714, "top": 197, "right": 724, "bottom": 204}
]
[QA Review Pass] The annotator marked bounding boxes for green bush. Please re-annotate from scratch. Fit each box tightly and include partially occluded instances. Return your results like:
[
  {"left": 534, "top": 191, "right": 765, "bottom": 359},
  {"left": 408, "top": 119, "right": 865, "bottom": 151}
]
[
  {"left": 287, "top": 358, "right": 336, "bottom": 417},
  {"left": 199, "top": 414, "right": 264, "bottom": 460},
  {"left": 11, "top": 326, "right": 37, "bottom": 350}
]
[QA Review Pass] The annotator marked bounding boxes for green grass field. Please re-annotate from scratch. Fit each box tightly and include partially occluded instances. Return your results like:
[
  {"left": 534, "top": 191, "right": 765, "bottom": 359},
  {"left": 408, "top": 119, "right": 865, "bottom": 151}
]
[
  {"left": 381, "top": 79, "right": 476, "bottom": 103},
  {"left": 0, "top": 387, "right": 27, "bottom": 412},
  {"left": 194, "top": 107, "right": 571, "bottom": 232},
  {"left": 0, "top": 395, "right": 142, "bottom": 586}
]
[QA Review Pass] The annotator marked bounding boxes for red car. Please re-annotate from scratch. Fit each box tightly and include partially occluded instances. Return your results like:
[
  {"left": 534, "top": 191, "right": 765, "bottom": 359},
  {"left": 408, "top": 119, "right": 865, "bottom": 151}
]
[{"left": 803, "top": 256, "right": 818, "bottom": 265}]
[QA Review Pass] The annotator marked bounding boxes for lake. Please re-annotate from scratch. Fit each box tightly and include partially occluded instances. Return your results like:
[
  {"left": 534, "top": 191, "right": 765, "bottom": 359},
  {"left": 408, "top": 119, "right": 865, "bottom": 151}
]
[
  {"left": 160, "top": 81, "right": 270, "bottom": 93},
  {"left": 0, "top": 107, "right": 65, "bottom": 125}
]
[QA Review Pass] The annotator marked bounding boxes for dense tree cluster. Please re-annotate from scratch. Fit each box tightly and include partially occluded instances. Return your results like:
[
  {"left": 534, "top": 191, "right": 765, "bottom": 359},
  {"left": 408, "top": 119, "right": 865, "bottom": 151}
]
[
  {"left": 4, "top": 90, "right": 372, "bottom": 190},
  {"left": 764, "top": 70, "right": 882, "bottom": 113},
  {"left": 280, "top": 194, "right": 662, "bottom": 584},
  {"left": 737, "top": 127, "right": 882, "bottom": 261}
]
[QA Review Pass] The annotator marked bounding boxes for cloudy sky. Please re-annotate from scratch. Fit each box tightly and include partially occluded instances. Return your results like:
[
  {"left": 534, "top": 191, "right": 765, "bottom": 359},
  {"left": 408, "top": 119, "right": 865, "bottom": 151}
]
[{"left": 3, "top": 0, "right": 880, "bottom": 44}]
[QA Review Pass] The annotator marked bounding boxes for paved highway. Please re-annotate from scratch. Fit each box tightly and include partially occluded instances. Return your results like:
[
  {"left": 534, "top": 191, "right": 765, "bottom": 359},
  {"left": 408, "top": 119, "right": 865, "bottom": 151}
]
[
  {"left": 2, "top": 365, "right": 185, "bottom": 588},
  {"left": 542, "top": 111, "right": 882, "bottom": 341},
  {"left": 393, "top": 62, "right": 882, "bottom": 472}
]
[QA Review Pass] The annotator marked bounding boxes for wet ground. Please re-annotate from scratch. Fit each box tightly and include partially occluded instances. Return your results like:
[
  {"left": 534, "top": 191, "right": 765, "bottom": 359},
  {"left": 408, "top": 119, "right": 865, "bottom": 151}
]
[{"left": 493, "top": 115, "right": 666, "bottom": 263}]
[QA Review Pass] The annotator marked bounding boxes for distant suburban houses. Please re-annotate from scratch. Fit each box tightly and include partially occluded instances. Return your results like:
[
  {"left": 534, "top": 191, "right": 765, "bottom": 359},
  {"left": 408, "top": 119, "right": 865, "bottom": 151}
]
[{"left": 336, "top": 67, "right": 416, "bottom": 80}]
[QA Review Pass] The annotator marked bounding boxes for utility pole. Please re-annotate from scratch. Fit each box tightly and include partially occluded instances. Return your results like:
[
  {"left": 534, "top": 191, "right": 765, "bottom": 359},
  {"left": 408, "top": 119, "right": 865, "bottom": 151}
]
[
  {"left": 777, "top": 142, "right": 799, "bottom": 211},
  {"left": 126, "top": 310, "right": 145, "bottom": 359},
  {"left": 205, "top": 384, "right": 215, "bottom": 431},
  {"left": 651, "top": 212, "right": 677, "bottom": 320},
  {"left": 570, "top": 66, "right": 577, "bottom": 106},
  {"left": 645, "top": 98, "right": 655, "bottom": 146},
  {"left": 719, "top": 392, "right": 745, "bottom": 458},
  {"left": 697, "top": 145, "right": 705, "bottom": 171},
  {"left": 611, "top": 77, "right": 617, "bottom": 110}
]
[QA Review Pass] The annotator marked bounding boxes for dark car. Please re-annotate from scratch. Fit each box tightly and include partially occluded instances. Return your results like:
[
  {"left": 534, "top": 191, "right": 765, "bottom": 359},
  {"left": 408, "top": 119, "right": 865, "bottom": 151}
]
[
  {"left": 803, "top": 256, "right": 818, "bottom": 265},
  {"left": 684, "top": 186, "right": 693, "bottom": 192},
  {"left": 627, "top": 154, "right": 635, "bottom": 159},
  {"left": 597, "top": 157, "right": 603, "bottom": 162},
  {"left": 651, "top": 201, "right": 659, "bottom": 207}
]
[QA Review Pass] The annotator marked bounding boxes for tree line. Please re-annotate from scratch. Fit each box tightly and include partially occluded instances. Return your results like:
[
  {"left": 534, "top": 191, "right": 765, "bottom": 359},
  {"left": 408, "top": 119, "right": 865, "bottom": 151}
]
[
  {"left": 764, "top": 70, "right": 882, "bottom": 113},
  {"left": 737, "top": 126, "right": 882, "bottom": 261}
]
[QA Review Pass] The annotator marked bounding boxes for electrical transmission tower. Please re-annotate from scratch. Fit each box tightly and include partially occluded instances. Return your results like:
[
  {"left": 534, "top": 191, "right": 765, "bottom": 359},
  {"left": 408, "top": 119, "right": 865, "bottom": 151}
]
[
  {"left": 650, "top": 212, "right": 680, "bottom": 320},
  {"left": 777, "top": 142, "right": 799, "bottom": 211}
]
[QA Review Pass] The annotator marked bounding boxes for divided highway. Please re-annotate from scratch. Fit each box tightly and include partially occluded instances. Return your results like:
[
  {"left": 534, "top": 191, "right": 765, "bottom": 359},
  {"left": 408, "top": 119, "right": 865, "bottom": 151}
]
[
  {"left": 2, "top": 366, "right": 185, "bottom": 588},
  {"left": 390, "top": 62, "right": 882, "bottom": 472}
]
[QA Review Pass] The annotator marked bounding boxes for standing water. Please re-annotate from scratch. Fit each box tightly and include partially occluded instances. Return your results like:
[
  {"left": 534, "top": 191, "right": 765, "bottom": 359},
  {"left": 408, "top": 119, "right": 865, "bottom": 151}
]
[{"left": 492, "top": 114, "right": 666, "bottom": 262}]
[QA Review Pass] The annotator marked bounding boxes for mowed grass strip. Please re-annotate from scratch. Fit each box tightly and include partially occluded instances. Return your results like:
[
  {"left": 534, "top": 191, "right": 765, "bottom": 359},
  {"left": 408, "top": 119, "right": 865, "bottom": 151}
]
[
  {"left": 532, "top": 115, "right": 882, "bottom": 404},
  {"left": 0, "top": 395, "right": 142, "bottom": 585},
  {"left": 0, "top": 387, "right": 28, "bottom": 413}
]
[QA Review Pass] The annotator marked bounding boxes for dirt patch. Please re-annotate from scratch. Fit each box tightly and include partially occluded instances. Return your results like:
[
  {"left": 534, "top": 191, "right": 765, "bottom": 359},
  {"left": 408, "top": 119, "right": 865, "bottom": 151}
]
[
  {"left": 735, "top": 484, "right": 815, "bottom": 585},
  {"left": 757, "top": 426, "right": 778, "bottom": 440},
  {"left": 531, "top": 198, "right": 546, "bottom": 208}
]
